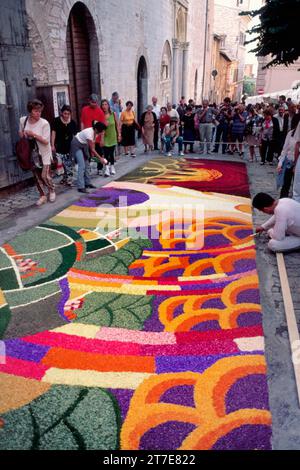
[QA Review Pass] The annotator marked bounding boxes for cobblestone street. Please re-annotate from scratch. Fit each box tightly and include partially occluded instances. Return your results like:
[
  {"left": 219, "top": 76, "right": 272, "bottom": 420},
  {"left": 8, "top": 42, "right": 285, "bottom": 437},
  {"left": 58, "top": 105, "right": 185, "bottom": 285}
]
[{"left": 0, "top": 147, "right": 300, "bottom": 449}]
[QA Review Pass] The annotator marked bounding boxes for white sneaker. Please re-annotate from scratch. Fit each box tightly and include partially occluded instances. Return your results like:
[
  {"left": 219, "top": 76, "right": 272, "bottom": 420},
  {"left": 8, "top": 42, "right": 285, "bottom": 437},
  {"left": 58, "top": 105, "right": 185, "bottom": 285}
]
[
  {"left": 179, "top": 151, "right": 184, "bottom": 156},
  {"left": 110, "top": 165, "right": 116, "bottom": 175},
  {"left": 49, "top": 191, "right": 56, "bottom": 203},
  {"left": 104, "top": 166, "right": 110, "bottom": 177},
  {"left": 167, "top": 152, "right": 172, "bottom": 157},
  {"left": 36, "top": 195, "right": 47, "bottom": 206}
]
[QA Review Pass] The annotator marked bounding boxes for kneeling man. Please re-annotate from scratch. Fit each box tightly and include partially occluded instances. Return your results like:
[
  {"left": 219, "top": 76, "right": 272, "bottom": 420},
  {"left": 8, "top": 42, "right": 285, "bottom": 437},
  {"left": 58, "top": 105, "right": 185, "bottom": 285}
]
[{"left": 253, "top": 192, "right": 300, "bottom": 252}]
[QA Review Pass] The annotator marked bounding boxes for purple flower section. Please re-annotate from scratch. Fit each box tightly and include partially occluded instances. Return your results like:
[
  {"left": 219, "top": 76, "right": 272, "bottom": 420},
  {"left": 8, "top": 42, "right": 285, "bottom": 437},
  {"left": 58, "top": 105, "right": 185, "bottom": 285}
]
[
  {"left": 5, "top": 339, "right": 50, "bottom": 362},
  {"left": 108, "top": 388, "right": 135, "bottom": 422},
  {"left": 235, "top": 229, "right": 253, "bottom": 239},
  {"left": 212, "top": 424, "right": 272, "bottom": 450},
  {"left": 201, "top": 298, "right": 225, "bottom": 309},
  {"left": 203, "top": 234, "right": 230, "bottom": 248},
  {"left": 232, "top": 258, "right": 256, "bottom": 275},
  {"left": 200, "top": 267, "right": 216, "bottom": 275},
  {"left": 58, "top": 278, "right": 71, "bottom": 322},
  {"left": 237, "top": 311, "right": 261, "bottom": 327},
  {"left": 218, "top": 220, "right": 244, "bottom": 226},
  {"left": 74, "top": 188, "right": 149, "bottom": 208},
  {"left": 191, "top": 320, "right": 221, "bottom": 332},
  {"left": 237, "top": 288, "right": 260, "bottom": 304},
  {"left": 128, "top": 266, "right": 145, "bottom": 277},
  {"left": 156, "top": 352, "right": 264, "bottom": 374},
  {"left": 143, "top": 296, "right": 165, "bottom": 332},
  {"left": 160, "top": 385, "right": 195, "bottom": 408},
  {"left": 173, "top": 303, "right": 184, "bottom": 319},
  {"left": 226, "top": 374, "right": 270, "bottom": 413},
  {"left": 139, "top": 421, "right": 196, "bottom": 450}
]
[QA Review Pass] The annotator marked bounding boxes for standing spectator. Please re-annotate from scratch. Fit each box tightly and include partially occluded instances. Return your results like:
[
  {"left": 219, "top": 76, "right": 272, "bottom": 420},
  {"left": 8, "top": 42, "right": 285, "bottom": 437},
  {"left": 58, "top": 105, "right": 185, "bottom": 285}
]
[
  {"left": 167, "top": 102, "right": 180, "bottom": 120},
  {"left": 274, "top": 106, "right": 287, "bottom": 156},
  {"left": 277, "top": 114, "right": 300, "bottom": 198},
  {"left": 109, "top": 91, "right": 123, "bottom": 118},
  {"left": 245, "top": 108, "right": 261, "bottom": 162},
  {"left": 19, "top": 99, "right": 55, "bottom": 206},
  {"left": 140, "top": 105, "right": 157, "bottom": 153},
  {"left": 213, "top": 97, "right": 232, "bottom": 154},
  {"left": 101, "top": 99, "right": 121, "bottom": 177},
  {"left": 293, "top": 120, "right": 300, "bottom": 202},
  {"left": 284, "top": 103, "right": 297, "bottom": 134},
  {"left": 279, "top": 95, "right": 288, "bottom": 111},
  {"left": 198, "top": 99, "right": 216, "bottom": 154},
  {"left": 181, "top": 105, "right": 195, "bottom": 153},
  {"left": 159, "top": 107, "right": 170, "bottom": 152},
  {"left": 162, "top": 117, "right": 184, "bottom": 157},
  {"left": 260, "top": 110, "right": 279, "bottom": 165},
  {"left": 70, "top": 121, "right": 107, "bottom": 192},
  {"left": 80, "top": 94, "right": 106, "bottom": 129},
  {"left": 120, "top": 101, "right": 139, "bottom": 157},
  {"left": 176, "top": 100, "right": 186, "bottom": 121},
  {"left": 109, "top": 92, "right": 123, "bottom": 157},
  {"left": 230, "top": 104, "right": 247, "bottom": 156},
  {"left": 51, "top": 105, "right": 77, "bottom": 186},
  {"left": 80, "top": 94, "right": 107, "bottom": 174},
  {"left": 151, "top": 96, "right": 160, "bottom": 150}
]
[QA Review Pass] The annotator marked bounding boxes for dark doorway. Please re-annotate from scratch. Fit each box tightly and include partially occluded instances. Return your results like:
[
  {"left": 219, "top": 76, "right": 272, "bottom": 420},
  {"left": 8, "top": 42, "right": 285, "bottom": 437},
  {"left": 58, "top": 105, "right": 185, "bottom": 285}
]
[
  {"left": 137, "top": 56, "right": 148, "bottom": 122},
  {"left": 66, "top": 2, "right": 100, "bottom": 125}
]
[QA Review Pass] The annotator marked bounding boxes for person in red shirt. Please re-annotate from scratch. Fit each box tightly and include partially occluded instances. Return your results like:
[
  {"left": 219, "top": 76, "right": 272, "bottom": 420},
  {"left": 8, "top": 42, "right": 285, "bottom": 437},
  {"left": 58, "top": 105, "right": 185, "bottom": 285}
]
[
  {"left": 80, "top": 94, "right": 107, "bottom": 174},
  {"left": 80, "top": 94, "right": 106, "bottom": 129},
  {"left": 159, "top": 106, "right": 170, "bottom": 152}
]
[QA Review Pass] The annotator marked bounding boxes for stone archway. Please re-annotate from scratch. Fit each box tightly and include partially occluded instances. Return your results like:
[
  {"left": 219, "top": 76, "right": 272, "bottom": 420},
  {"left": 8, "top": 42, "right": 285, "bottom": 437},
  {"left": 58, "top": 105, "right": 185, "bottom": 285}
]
[
  {"left": 137, "top": 56, "right": 148, "bottom": 121},
  {"left": 160, "top": 41, "right": 172, "bottom": 104},
  {"left": 66, "top": 1, "right": 100, "bottom": 123}
]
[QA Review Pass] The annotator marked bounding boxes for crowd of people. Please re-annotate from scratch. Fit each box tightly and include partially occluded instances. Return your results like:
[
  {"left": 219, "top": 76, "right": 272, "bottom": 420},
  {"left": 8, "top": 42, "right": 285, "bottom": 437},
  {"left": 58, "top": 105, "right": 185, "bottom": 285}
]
[{"left": 19, "top": 93, "right": 300, "bottom": 215}]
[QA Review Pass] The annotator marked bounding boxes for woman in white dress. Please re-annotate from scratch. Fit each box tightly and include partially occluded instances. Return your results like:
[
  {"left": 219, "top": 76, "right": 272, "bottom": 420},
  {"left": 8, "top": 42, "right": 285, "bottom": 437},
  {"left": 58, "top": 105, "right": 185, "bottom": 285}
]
[{"left": 19, "top": 99, "right": 55, "bottom": 206}]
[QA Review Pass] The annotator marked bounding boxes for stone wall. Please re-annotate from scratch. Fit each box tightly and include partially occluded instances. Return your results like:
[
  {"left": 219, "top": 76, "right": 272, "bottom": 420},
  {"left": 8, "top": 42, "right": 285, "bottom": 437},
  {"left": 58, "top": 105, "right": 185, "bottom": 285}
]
[{"left": 25, "top": 0, "right": 213, "bottom": 109}]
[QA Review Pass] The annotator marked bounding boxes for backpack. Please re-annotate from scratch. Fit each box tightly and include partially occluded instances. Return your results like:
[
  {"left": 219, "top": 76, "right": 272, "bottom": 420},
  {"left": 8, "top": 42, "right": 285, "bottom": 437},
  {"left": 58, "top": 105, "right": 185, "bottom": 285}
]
[{"left": 15, "top": 117, "right": 32, "bottom": 171}]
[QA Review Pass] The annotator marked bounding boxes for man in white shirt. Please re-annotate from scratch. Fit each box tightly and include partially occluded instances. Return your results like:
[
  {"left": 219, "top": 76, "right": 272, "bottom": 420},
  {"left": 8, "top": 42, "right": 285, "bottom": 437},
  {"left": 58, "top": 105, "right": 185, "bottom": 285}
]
[
  {"left": 152, "top": 96, "right": 160, "bottom": 150},
  {"left": 253, "top": 192, "right": 300, "bottom": 252}
]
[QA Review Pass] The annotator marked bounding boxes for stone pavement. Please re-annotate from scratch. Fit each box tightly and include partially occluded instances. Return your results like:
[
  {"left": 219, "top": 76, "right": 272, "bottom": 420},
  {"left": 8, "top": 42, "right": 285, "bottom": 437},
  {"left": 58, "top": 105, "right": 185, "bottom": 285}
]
[{"left": 0, "top": 146, "right": 300, "bottom": 449}]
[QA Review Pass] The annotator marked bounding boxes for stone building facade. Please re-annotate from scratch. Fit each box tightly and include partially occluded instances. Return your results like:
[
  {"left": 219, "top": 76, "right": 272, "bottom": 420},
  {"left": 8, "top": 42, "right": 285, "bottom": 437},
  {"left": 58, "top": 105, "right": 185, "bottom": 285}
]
[
  {"left": 210, "top": 34, "right": 236, "bottom": 103},
  {"left": 0, "top": 0, "right": 216, "bottom": 189},
  {"left": 25, "top": 0, "right": 214, "bottom": 124},
  {"left": 214, "top": 0, "right": 251, "bottom": 101},
  {"left": 256, "top": 57, "right": 300, "bottom": 95}
]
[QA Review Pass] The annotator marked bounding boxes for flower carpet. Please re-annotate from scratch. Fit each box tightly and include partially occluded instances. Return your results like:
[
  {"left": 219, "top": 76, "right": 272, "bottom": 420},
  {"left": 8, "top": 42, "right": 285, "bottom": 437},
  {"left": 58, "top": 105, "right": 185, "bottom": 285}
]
[{"left": 0, "top": 157, "right": 272, "bottom": 450}]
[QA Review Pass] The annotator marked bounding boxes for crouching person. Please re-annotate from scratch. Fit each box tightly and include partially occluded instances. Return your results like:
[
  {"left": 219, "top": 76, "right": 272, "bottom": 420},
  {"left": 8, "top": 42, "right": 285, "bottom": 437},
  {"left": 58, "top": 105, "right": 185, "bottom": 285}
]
[
  {"left": 253, "top": 192, "right": 300, "bottom": 252},
  {"left": 70, "top": 121, "right": 107, "bottom": 193}
]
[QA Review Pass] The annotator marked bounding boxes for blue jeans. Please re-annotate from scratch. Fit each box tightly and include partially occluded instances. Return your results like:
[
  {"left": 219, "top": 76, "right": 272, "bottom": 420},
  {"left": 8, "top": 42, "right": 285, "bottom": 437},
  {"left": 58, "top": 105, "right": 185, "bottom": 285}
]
[
  {"left": 74, "top": 148, "right": 91, "bottom": 189},
  {"left": 163, "top": 135, "right": 183, "bottom": 153}
]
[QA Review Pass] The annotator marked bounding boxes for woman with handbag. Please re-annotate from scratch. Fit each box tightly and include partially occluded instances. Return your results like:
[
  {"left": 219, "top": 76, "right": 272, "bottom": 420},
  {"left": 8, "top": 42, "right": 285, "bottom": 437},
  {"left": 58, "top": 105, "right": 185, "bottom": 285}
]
[
  {"left": 51, "top": 104, "right": 77, "bottom": 186},
  {"left": 19, "top": 99, "right": 56, "bottom": 206},
  {"left": 100, "top": 99, "right": 121, "bottom": 177}
]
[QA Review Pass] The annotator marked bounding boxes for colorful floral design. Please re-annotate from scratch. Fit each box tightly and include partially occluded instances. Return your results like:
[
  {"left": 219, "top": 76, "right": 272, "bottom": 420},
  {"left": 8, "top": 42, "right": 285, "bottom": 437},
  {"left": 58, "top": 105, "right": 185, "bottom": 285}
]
[{"left": 0, "top": 157, "right": 271, "bottom": 450}]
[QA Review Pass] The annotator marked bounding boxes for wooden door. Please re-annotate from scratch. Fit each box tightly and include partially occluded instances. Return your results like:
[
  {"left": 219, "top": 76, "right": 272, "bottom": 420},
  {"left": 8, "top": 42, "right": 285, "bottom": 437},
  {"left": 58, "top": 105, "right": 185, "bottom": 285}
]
[{"left": 66, "top": 4, "right": 92, "bottom": 125}]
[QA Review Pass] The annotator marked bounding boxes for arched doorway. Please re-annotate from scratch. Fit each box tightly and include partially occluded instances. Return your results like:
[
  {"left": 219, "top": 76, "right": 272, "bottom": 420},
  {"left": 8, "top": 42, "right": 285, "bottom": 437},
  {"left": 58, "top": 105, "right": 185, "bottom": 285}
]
[
  {"left": 137, "top": 56, "right": 148, "bottom": 122},
  {"left": 66, "top": 2, "right": 100, "bottom": 124}
]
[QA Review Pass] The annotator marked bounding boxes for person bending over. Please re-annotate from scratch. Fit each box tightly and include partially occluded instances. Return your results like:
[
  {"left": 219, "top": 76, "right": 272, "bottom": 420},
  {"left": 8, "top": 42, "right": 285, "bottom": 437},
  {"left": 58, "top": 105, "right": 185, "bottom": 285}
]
[{"left": 253, "top": 192, "right": 300, "bottom": 252}]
